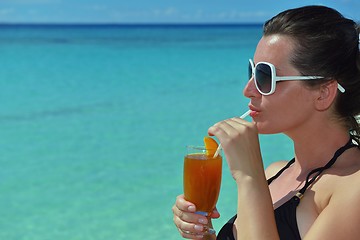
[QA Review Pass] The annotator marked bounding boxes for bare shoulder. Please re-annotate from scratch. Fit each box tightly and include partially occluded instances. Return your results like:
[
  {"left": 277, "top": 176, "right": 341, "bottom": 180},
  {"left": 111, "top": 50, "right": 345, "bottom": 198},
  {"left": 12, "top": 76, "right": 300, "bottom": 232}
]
[
  {"left": 264, "top": 160, "right": 289, "bottom": 180},
  {"left": 332, "top": 166, "right": 360, "bottom": 199},
  {"left": 332, "top": 150, "right": 360, "bottom": 193},
  {"left": 304, "top": 168, "right": 360, "bottom": 239}
]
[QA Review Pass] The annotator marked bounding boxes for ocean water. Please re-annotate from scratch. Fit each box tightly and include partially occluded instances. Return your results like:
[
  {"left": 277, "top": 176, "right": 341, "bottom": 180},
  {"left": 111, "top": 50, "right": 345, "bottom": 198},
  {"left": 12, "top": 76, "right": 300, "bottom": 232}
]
[{"left": 0, "top": 24, "right": 293, "bottom": 239}]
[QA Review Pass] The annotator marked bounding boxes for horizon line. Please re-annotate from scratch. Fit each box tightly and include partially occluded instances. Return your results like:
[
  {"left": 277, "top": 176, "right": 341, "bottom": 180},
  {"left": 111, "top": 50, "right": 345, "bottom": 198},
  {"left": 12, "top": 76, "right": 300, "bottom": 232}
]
[{"left": 0, "top": 22, "right": 264, "bottom": 26}]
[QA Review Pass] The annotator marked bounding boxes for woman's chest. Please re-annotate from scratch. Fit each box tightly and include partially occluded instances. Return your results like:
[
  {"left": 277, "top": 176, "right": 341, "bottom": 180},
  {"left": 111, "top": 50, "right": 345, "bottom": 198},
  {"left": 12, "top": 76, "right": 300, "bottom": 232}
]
[{"left": 270, "top": 174, "right": 343, "bottom": 238}]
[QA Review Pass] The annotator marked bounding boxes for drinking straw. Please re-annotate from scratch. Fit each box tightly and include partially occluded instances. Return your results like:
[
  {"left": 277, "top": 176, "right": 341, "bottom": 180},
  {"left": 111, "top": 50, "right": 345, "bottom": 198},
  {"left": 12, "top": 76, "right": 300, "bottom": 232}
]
[{"left": 213, "top": 110, "right": 252, "bottom": 158}]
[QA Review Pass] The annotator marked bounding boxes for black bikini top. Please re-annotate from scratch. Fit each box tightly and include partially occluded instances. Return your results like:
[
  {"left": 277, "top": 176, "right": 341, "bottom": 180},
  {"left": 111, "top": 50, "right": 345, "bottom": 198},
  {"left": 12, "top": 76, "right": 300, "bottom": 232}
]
[{"left": 217, "top": 137, "right": 357, "bottom": 240}]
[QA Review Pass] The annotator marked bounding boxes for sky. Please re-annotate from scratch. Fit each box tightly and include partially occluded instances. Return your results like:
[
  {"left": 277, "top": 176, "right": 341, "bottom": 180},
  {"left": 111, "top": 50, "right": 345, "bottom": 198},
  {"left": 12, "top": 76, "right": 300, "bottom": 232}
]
[{"left": 0, "top": 0, "right": 358, "bottom": 24}]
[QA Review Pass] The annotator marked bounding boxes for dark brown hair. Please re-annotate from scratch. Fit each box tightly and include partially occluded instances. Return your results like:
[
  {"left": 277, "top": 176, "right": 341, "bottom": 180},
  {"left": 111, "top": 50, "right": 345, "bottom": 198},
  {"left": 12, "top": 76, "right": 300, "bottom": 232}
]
[{"left": 263, "top": 5, "right": 360, "bottom": 142}]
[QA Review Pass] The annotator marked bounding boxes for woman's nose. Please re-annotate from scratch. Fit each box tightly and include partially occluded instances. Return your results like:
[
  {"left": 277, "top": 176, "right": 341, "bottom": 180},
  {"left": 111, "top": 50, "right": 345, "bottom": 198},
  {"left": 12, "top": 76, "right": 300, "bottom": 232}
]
[{"left": 243, "top": 77, "right": 261, "bottom": 98}]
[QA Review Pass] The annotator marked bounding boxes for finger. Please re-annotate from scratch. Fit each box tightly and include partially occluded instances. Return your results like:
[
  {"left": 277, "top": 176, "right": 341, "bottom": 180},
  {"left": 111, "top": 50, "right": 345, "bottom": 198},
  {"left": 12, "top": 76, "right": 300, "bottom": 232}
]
[
  {"left": 210, "top": 207, "right": 220, "bottom": 219},
  {"left": 177, "top": 227, "right": 204, "bottom": 239},
  {"left": 172, "top": 204, "right": 209, "bottom": 226},
  {"left": 219, "top": 119, "right": 257, "bottom": 138},
  {"left": 227, "top": 118, "right": 259, "bottom": 138},
  {"left": 174, "top": 215, "right": 205, "bottom": 239},
  {"left": 208, "top": 120, "right": 236, "bottom": 138},
  {"left": 230, "top": 117, "right": 255, "bottom": 127},
  {"left": 175, "top": 194, "right": 196, "bottom": 212},
  {"left": 210, "top": 119, "right": 248, "bottom": 144}
]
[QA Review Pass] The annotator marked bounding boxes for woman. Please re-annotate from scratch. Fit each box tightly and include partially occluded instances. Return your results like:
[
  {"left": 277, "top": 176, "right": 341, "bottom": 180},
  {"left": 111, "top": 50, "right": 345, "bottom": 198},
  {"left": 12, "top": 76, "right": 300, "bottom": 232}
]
[{"left": 172, "top": 5, "right": 360, "bottom": 240}]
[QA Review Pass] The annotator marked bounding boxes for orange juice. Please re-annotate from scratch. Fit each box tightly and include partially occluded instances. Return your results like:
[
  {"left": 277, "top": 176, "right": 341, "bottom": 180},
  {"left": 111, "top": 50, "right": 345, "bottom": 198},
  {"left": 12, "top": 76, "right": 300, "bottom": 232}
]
[{"left": 183, "top": 153, "right": 222, "bottom": 213}]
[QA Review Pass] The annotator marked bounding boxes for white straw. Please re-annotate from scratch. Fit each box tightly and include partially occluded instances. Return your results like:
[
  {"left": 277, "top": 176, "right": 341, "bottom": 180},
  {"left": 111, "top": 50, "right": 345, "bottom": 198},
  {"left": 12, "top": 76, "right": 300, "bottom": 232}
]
[{"left": 213, "top": 110, "right": 251, "bottom": 158}]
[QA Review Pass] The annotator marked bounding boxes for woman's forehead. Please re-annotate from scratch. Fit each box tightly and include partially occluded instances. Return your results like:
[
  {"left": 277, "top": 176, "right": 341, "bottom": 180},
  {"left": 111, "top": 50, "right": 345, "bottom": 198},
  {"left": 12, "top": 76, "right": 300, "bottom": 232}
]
[{"left": 254, "top": 35, "right": 299, "bottom": 75}]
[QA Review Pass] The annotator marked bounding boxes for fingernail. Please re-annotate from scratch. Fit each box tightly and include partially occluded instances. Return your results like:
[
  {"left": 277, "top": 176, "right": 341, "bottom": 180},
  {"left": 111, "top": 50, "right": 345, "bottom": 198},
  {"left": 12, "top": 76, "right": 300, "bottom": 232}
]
[
  {"left": 198, "top": 218, "right": 208, "bottom": 224},
  {"left": 194, "top": 225, "right": 203, "bottom": 231},
  {"left": 188, "top": 205, "right": 195, "bottom": 212}
]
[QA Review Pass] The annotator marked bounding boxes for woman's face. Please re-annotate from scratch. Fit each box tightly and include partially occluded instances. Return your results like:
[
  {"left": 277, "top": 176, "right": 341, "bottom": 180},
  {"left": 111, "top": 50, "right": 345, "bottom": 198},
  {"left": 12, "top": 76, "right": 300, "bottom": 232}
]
[{"left": 244, "top": 35, "right": 317, "bottom": 135}]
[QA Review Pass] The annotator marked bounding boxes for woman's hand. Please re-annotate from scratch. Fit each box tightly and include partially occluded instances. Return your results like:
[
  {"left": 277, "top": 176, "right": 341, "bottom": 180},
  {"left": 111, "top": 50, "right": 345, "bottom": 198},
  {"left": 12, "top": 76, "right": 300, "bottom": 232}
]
[
  {"left": 208, "top": 117, "right": 263, "bottom": 181},
  {"left": 172, "top": 194, "right": 220, "bottom": 239}
]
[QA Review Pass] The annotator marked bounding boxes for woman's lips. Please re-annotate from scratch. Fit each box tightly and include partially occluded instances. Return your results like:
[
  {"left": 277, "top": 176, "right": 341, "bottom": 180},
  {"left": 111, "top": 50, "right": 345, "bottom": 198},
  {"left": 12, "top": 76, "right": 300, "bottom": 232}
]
[
  {"left": 249, "top": 106, "right": 260, "bottom": 117},
  {"left": 250, "top": 110, "right": 259, "bottom": 117}
]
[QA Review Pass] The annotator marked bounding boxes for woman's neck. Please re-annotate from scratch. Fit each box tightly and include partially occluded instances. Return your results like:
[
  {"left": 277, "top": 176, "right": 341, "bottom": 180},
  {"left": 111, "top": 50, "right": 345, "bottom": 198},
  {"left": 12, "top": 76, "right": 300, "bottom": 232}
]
[{"left": 287, "top": 124, "right": 349, "bottom": 177}]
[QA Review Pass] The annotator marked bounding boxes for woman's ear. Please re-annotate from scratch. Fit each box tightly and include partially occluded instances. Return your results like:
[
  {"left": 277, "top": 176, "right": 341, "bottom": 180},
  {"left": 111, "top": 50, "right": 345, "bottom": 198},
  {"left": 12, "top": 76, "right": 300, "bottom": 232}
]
[{"left": 314, "top": 80, "right": 339, "bottom": 111}]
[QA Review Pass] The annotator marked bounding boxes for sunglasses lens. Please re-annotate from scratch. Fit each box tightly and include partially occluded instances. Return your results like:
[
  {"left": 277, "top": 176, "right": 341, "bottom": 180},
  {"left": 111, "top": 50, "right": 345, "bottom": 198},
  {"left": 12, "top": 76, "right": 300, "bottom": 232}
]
[{"left": 255, "top": 63, "right": 272, "bottom": 94}]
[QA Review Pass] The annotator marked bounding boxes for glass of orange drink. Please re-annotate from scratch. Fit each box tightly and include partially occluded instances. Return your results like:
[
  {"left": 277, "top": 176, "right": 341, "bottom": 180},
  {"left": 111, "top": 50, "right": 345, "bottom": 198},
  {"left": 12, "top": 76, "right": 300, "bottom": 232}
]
[{"left": 183, "top": 137, "right": 222, "bottom": 235}]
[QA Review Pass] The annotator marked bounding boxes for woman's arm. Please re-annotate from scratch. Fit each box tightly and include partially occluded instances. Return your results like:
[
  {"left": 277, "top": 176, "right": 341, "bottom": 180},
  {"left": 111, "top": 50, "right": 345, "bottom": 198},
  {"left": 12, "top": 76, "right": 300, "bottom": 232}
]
[
  {"left": 233, "top": 172, "right": 279, "bottom": 239},
  {"left": 208, "top": 117, "right": 280, "bottom": 239}
]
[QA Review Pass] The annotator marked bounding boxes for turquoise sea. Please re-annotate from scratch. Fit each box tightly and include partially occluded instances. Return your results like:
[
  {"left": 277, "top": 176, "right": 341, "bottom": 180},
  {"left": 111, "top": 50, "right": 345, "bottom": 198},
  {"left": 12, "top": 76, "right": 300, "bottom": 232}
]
[{"left": 0, "top": 24, "right": 293, "bottom": 239}]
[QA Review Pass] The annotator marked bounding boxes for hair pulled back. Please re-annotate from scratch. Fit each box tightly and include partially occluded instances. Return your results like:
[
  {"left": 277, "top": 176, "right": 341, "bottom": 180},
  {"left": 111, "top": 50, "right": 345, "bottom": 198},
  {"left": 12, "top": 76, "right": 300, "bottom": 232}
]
[{"left": 263, "top": 5, "right": 360, "bottom": 142}]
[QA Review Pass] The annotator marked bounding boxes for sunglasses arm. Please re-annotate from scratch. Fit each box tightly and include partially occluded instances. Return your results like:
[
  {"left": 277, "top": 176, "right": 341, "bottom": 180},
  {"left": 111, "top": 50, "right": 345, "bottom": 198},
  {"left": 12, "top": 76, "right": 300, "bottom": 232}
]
[{"left": 274, "top": 76, "right": 345, "bottom": 93}]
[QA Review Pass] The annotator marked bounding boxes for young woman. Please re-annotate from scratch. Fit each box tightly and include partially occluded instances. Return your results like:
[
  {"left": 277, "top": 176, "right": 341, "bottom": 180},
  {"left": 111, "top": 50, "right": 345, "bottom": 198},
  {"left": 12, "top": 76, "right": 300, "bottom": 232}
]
[{"left": 172, "top": 5, "right": 360, "bottom": 240}]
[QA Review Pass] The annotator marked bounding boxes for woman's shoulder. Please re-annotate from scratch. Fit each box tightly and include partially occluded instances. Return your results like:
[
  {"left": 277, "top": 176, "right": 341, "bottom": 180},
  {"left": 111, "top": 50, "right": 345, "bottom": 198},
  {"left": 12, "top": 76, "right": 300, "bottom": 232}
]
[
  {"left": 332, "top": 160, "right": 360, "bottom": 191},
  {"left": 264, "top": 160, "right": 290, "bottom": 180},
  {"left": 321, "top": 152, "right": 360, "bottom": 204}
]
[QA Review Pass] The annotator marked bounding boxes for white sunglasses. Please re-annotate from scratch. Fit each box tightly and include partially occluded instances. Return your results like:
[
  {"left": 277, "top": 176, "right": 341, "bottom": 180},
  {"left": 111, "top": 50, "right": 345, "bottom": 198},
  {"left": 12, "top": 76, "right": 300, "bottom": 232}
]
[{"left": 249, "top": 59, "right": 346, "bottom": 95}]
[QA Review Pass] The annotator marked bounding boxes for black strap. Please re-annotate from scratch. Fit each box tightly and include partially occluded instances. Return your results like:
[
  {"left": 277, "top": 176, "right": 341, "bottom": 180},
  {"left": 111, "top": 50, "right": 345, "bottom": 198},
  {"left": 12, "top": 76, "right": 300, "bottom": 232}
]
[
  {"left": 297, "top": 137, "right": 357, "bottom": 196},
  {"left": 267, "top": 137, "right": 358, "bottom": 199},
  {"left": 267, "top": 158, "right": 295, "bottom": 185}
]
